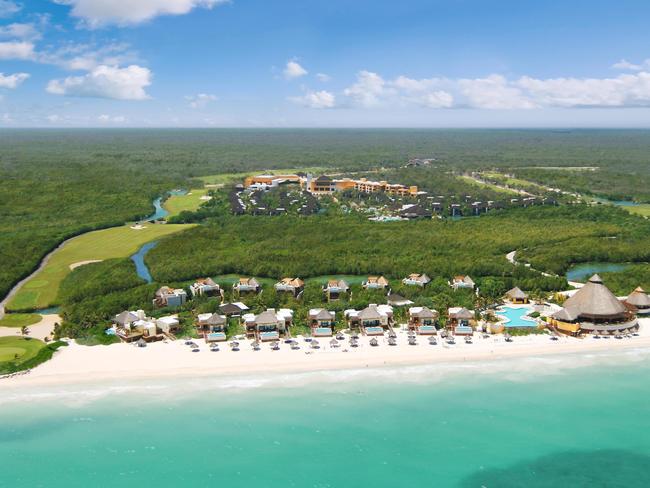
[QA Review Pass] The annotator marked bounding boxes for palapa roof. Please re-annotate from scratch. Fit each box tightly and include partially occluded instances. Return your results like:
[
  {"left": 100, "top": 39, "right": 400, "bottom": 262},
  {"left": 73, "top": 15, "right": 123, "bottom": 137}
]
[
  {"left": 409, "top": 306, "right": 438, "bottom": 319},
  {"left": 314, "top": 175, "right": 334, "bottom": 184},
  {"left": 559, "top": 274, "right": 627, "bottom": 320},
  {"left": 326, "top": 279, "right": 349, "bottom": 289},
  {"left": 387, "top": 293, "right": 413, "bottom": 306},
  {"left": 220, "top": 302, "right": 246, "bottom": 315},
  {"left": 625, "top": 287, "right": 650, "bottom": 308},
  {"left": 366, "top": 275, "right": 389, "bottom": 285},
  {"left": 237, "top": 277, "right": 259, "bottom": 287},
  {"left": 448, "top": 307, "right": 474, "bottom": 320},
  {"left": 506, "top": 287, "right": 528, "bottom": 300},
  {"left": 277, "top": 277, "right": 304, "bottom": 287},
  {"left": 310, "top": 308, "right": 335, "bottom": 320},
  {"left": 255, "top": 310, "right": 280, "bottom": 325},
  {"left": 115, "top": 310, "right": 139, "bottom": 326},
  {"left": 358, "top": 305, "right": 383, "bottom": 321},
  {"left": 405, "top": 273, "right": 430, "bottom": 283},
  {"left": 198, "top": 313, "right": 226, "bottom": 326},
  {"left": 195, "top": 278, "right": 218, "bottom": 287}
]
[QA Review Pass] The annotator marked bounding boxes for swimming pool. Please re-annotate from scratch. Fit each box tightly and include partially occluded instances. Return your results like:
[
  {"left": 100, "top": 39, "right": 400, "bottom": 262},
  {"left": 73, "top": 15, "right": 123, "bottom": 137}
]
[{"left": 496, "top": 306, "right": 537, "bottom": 328}]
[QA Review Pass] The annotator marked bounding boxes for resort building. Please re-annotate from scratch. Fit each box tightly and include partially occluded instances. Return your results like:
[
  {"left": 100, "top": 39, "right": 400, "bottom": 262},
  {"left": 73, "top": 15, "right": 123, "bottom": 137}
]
[
  {"left": 308, "top": 308, "right": 337, "bottom": 337},
  {"left": 156, "top": 315, "right": 180, "bottom": 335},
  {"left": 219, "top": 302, "right": 249, "bottom": 316},
  {"left": 233, "top": 277, "right": 261, "bottom": 295},
  {"left": 189, "top": 278, "right": 222, "bottom": 298},
  {"left": 241, "top": 308, "right": 294, "bottom": 341},
  {"left": 362, "top": 276, "right": 389, "bottom": 290},
  {"left": 304, "top": 175, "right": 337, "bottom": 194},
  {"left": 153, "top": 286, "right": 188, "bottom": 308},
  {"left": 624, "top": 287, "right": 650, "bottom": 315},
  {"left": 196, "top": 313, "right": 228, "bottom": 342},
  {"left": 447, "top": 307, "right": 475, "bottom": 335},
  {"left": 505, "top": 287, "right": 529, "bottom": 304},
  {"left": 323, "top": 279, "right": 350, "bottom": 301},
  {"left": 387, "top": 293, "right": 414, "bottom": 307},
  {"left": 550, "top": 274, "right": 638, "bottom": 336},
  {"left": 274, "top": 277, "right": 305, "bottom": 297},
  {"left": 113, "top": 310, "right": 165, "bottom": 342},
  {"left": 345, "top": 304, "right": 394, "bottom": 335},
  {"left": 300, "top": 174, "right": 419, "bottom": 197},
  {"left": 398, "top": 204, "right": 432, "bottom": 219},
  {"left": 408, "top": 307, "right": 439, "bottom": 335},
  {"left": 243, "top": 174, "right": 302, "bottom": 188},
  {"left": 450, "top": 275, "right": 475, "bottom": 290},
  {"left": 402, "top": 273, "right": 431, "bottom": 287}
]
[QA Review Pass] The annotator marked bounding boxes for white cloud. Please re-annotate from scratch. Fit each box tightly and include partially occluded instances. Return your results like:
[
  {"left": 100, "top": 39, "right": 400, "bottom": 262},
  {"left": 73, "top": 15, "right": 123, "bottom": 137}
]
[
  {"left": 98, "top": 114, "right": 126, "bottom": 123},
  {"left": 56, "top": 0, "right": 229, "bottom": 28},
  {"left": 459, "top": 74, "right": 537, "bottom": 109},
  {"left": 0, "top": 1, "right": 21, "bottom": 18},
  {"left": 316, "top": 73, "right": 331, "bottom": 82},
  {"left": 343, "top": 70, "right": 389, "bottom": 107},
  {"left": 283, "top": 60, "right": 307, "bottom": 80},
  {"left": 289, "top": 90, "right": 335, "bottom": 109},
  {"left": 392, "top": 76, "right": 454, "bottom": 108},
  {"left": 517, "top": 72, "right": 650, "bottom": 107},
  {"left": 0, "top": 22, "right": 41, "bottom": 40},
  {"left": 46, "top": 114, "right": 62, "bottom": 123},
  {"left": 611, "top": 58, "right": 650, "bottom": 72},
  {"left": 0, "top": 41, "right": 34, "bottom": 60},
  {"left": 185, "top": 93, "right": 217, "bottom": 108},
  {"left": 46, "top": 64, "right": 152, "bottom": 100},
  {"left": 39, "top": 42, "right": 136, "bottom": 71},
  {"left": 0, "top": 71, "right": 29, "bottom": 88}
]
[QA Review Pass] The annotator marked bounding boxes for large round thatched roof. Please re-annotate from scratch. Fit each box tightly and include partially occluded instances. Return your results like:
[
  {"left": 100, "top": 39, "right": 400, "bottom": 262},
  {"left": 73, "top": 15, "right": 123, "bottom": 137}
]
[
  {"left": 560, "top": 274, "right": 627, "bottom": 320},
  {"left": 625, "top": 287, "right": 650, "bottom": 308}
]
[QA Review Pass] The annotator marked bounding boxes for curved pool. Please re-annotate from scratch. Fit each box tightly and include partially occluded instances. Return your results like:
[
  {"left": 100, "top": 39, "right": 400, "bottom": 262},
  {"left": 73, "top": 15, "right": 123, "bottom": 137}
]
[{"left": 496, "top": 306, "right": 537, "bottom": 328}]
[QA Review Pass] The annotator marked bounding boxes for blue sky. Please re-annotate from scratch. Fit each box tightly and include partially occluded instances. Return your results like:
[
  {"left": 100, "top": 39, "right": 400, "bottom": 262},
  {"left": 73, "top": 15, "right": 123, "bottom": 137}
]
[{"left": 1, "top": 0, "right": 650, "bottom": 127}]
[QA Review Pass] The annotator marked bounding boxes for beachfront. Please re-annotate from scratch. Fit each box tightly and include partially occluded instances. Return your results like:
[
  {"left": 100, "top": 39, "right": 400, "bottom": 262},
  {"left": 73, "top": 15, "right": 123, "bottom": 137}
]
[{"left": 4, "top": 317, "right": 649, "bottom": 389}]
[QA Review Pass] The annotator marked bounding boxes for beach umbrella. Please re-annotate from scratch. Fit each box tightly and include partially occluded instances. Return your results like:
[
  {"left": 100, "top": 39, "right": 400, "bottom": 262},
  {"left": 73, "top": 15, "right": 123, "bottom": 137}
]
[
  {"left": 428, "top": 336, "right": 437, "bottom": 345},
  {"left": 388, "top": 337, "right": 397, "bottom": 346},
  {"left": 311, "top": 340, "right": 320, "bottom": 349},
  {"left": 330, "top": 339, "right": 338, "bottom": 347},
  {"left": 137, "top": 338, "right": 147, "bottom": 348},
  {"left": 252, "top": 341, "right": 260, "bottom": 350},
  {"left": 388, "top": 332, "right": 397, "bottom": 339},
  {"left": 370, "top": 338, "right": 379, "bottom": 347}
]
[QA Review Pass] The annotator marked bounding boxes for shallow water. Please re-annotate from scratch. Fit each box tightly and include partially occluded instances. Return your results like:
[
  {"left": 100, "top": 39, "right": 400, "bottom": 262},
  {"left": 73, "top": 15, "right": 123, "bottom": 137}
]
[
  {"left": 1, "top": 349, "right": 650, "bottom": 487},
  {"left": 130, "top": 241, "right": 158, "bottom": 283},
  {"left": 565, "top": 262, "right": 630, "bottom": 282}
]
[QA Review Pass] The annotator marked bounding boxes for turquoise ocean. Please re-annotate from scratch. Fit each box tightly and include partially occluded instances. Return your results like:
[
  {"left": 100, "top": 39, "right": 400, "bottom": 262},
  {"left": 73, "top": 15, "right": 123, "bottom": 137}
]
[{"left": 2, "top": 348, "right": 650, "bottom": 487}]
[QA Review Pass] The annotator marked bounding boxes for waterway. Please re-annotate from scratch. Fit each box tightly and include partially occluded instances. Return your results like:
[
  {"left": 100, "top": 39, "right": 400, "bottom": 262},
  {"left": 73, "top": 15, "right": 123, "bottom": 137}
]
[
  {"left": 565, "top": 262, "right": 630, "bottom": 282},
  {"left": 130, "top": 241, "right": 159, "bottom": 283}
]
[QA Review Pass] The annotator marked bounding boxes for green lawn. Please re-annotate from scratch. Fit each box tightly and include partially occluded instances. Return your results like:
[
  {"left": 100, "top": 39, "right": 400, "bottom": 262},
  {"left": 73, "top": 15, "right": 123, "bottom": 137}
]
[
  {"left": 0, "top": 337, "right": 45, "bottom": 363},
  {"left": 624, "top": 204, "right": 650, "bottom": 217},
  {"left": 458, "top": 176, "right": 519, "bottom": 195},
  {"left": 7, "top": 224, "right": 195, "bottom": 311},
  {"left": 164, "top": 188, "right": 209, "bottom": 217},
  {"left": 198, "top": 167, "right": 328, "bottom": 186},
  {"left": 0, "top": 313, "right": 41, "bottom": 328}
]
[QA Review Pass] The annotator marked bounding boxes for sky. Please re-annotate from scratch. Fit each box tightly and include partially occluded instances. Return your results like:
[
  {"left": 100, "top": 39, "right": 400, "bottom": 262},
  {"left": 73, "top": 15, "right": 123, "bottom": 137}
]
[{"left": 1, "top": 0, "right": 650, "bottom": 127}]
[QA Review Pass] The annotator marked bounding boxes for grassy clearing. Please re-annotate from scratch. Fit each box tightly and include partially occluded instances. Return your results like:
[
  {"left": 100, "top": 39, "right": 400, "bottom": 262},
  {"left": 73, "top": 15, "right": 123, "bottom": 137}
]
[
  {"left": 164, "top": 188, "right": 209, "bottom": 217},
  {"left": 198, "top": 167, "right": 328, "bottom": 186},
  {"left": 482, "top": 172, "right": 548, "bottom": 192},
  {"left": 0, "top": 313, "right": 41, "bottom": 328},
  {"left": 7, "top": 224, "right": 195, "bottom": 311},
  {"left": 0, "top": 337, "right": 67, "bottom": 374},
  {"left": 0, "top": 336, "right": 45, "bottom": 363},
  {"left": 457, "top": 176, "right": 519, "bottom": 195},
  {"left": 624, "top": 205, "right": 650, "bottom": 217}
]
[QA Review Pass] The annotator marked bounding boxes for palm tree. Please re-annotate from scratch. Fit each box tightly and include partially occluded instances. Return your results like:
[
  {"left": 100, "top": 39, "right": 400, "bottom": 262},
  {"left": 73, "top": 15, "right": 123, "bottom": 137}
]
[{"left": 20, "top": 326, "right": 30, "bottom": 337}]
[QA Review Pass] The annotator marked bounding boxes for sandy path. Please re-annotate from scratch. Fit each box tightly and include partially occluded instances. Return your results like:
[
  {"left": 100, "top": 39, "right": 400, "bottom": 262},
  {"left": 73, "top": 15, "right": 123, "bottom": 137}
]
[
  {"left": 69, "top": 260, "right": 102, "bottom": 270},
  {"left": 0, "top": 314, "right": 60, "bottom": 341}
]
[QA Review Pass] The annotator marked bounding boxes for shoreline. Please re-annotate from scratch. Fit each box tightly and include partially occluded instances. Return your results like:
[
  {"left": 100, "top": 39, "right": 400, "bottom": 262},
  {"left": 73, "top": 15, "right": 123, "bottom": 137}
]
[{"left": 3, "top": 320, "right": 650, "bottom": 390}]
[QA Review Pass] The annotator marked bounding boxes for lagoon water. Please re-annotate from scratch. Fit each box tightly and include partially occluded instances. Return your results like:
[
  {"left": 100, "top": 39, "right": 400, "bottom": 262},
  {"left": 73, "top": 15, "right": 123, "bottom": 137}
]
[
  {"left": 130, "top": 241, "right": 158, "bottom": 283},
  {"left": 2, "top": 351, "right": 650, "bottom": 487}
]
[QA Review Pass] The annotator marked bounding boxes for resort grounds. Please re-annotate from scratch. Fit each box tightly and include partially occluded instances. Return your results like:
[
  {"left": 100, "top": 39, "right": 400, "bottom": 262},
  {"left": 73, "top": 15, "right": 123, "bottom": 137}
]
[{"left": 4, "top": 317, "right": 650, "bottom": 389}]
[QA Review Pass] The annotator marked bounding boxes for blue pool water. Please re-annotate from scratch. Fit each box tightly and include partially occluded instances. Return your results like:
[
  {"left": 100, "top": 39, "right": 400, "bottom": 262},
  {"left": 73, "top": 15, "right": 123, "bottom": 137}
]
[
  {"left": 497, "top": 306, "right": 537, "bottom": 327},
  {"left": 130, "top": 241, "right": 158, "bottom": 283}
]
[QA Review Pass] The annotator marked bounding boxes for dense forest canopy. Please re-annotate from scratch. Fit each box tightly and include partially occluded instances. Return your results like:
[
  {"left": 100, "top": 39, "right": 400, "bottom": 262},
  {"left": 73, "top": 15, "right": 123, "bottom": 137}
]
[{"left": 3, "top": 128, "right": 650, "bottom": 302}]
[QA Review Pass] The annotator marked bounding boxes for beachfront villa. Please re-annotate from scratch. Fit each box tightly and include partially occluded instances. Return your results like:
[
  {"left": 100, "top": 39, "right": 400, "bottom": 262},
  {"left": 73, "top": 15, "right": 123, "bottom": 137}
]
[
  {"left": 189, "top": 278, "right": 223, "bottom": 298},
  {"left": 233, "top": 277, "right": 261, "bottom": 295},
  {"left": 196, "top": 313, "right": 228, "bottom": 342},
  {"left": 153, "top": 286, "right": 188, "bottom": 308},
  {"left": 274, "top": 277, "right": 305, "bottom": 297},
  {"left": 624, "top": 287, "right": 650, "bottom": 315},
  {"left": 345, "top": 304, "right": 394, "bottom": 335},
  {"left": 324, "top": 279, "right": 350, "bottom": 301},
  {"left": 505, "top": 286, "right": 529, "bottom": 304},
  {"left": 408, "top": 306, "right": 439, "bottom": 335},
  {"left": 156, "top": 316, "right": 180, "bottom": 335},
  {"left": 447, "top": 307, "right": 475, "bottom": 335},
  {"left": 308, "top": 308, "right": 337, "bottom": 337},
  {"left": 450, "top": 275, "right": 475, "bottom": 290},
  {"left": 550, "top": 274, "right": 639, "bottom": 336},
  {"left": 402, "top": 273, "right": 431, "bottom": 287},
  {"left": 114, "top": 309, "right": 166, "bottom": 342},
  {"left": 241, "top": 308, "right": 294, "bottom": 341},
  {"left": 219, "top": 302, "right": 249, "bottom": 316},
  {"left": 363, "top": 276, "right": 389, "bottom": 290},
  {"left": 387, "top": 293, "right": 414, "bottom": 307}
]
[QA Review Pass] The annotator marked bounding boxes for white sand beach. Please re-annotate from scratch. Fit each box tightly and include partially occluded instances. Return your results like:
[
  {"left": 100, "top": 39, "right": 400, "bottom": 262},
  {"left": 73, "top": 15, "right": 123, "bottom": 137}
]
[{"left": 3, "top": 318, "right": 650, "bottom": 389}]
